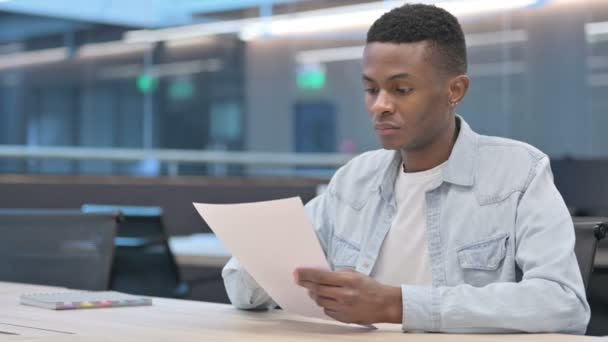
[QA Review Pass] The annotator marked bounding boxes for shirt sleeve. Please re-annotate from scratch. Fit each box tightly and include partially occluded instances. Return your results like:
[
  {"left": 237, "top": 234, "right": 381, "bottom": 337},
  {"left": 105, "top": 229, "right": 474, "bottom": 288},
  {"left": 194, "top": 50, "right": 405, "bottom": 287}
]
[{"left": 221, "top": 256, "right": 277, "bottom": 310}]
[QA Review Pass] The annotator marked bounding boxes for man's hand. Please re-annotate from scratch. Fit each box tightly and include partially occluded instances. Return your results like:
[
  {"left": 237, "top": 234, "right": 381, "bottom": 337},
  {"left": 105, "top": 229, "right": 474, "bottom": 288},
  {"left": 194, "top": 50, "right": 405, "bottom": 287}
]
[{"left": 294, "top": 268, "right": 402, "bottom": 325}]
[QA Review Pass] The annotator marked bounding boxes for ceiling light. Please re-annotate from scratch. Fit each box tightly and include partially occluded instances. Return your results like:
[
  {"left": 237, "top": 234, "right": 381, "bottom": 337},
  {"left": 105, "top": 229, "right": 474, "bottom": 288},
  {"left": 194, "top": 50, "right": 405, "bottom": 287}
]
[
  {"left": 76, "top": 41, "right": 152, "bottom": 59},
  {"left": 295, "top": 30, "right": 528, "bottom": 65},
  {"left": 124, "top": 0, "right": 540, "bottom": 43}
]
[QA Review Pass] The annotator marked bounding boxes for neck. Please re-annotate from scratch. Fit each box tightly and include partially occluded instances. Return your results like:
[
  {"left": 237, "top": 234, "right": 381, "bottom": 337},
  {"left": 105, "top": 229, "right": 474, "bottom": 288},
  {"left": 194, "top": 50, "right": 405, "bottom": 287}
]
[{"left": 400, "top": 116, "right": 458, "bottom": 173}]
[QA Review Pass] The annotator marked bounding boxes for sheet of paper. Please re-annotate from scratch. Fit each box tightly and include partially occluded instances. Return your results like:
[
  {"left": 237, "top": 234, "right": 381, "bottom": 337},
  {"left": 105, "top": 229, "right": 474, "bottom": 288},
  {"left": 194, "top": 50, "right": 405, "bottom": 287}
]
[{"left": 193, "top": 197, "right": 331, "bottom": 320}]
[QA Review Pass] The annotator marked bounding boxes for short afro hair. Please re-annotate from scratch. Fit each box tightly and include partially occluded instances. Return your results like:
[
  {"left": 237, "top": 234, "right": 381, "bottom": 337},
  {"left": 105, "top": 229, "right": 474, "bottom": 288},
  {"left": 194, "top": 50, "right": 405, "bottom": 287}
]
[{"left": 366, "top": 3, "right": 467, "bottom": 75}]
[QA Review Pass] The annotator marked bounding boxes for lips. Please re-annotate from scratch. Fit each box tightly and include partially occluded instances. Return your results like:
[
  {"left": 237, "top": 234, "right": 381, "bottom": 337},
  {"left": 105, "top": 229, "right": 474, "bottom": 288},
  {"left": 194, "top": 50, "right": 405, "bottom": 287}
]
[{"left": 374, "top": 123, "right": 399, "bottom": 130}]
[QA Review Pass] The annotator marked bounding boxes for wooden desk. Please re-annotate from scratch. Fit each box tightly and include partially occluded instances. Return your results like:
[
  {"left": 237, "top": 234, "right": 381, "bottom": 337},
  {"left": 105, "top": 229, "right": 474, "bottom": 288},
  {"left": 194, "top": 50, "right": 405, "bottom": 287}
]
[{"left": 0, "top": 282, "right": 601, "bottom": 341}]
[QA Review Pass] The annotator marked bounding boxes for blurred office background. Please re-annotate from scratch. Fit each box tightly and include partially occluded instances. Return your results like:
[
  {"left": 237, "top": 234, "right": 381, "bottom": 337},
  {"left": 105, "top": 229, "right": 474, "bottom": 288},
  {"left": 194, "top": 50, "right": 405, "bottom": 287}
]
[
  {"left": 1, "top": 0, "right": 608, "bottom": 335},
  {"left": 0, "top": 0, "right": 606, "bottom": 177}
]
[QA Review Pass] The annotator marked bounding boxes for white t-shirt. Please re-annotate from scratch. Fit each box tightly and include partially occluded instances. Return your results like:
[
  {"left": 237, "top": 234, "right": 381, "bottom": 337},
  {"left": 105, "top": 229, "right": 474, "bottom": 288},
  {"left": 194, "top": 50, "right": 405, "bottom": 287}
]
[{"left": 370, "top": 161, "right": 446, "bottom": 287}]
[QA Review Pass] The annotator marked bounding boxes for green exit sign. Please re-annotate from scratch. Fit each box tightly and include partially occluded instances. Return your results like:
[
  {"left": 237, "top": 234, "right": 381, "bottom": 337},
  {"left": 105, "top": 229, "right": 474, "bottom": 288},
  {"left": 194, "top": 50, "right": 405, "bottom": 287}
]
[
  {"left": 136, "top": 74, "right": 158, "bottom": 93},
  {"left": 297, "top": 63, "right": 326, "bottom": 90},
  {"left": 297, "top": 71, "right": 326, "bottom": 90}
]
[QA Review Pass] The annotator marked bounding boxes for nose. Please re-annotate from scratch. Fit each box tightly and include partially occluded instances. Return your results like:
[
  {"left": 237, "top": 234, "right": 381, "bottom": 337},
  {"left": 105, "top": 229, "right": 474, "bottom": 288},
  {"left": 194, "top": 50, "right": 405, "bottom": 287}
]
[{"left": 370, "top": 90, "right": 395, "bottom": 117}]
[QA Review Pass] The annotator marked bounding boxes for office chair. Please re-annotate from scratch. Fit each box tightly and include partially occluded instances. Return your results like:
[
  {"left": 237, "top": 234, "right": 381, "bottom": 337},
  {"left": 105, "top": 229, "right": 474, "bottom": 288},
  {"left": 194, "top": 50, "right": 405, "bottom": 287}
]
[
  {"left": 0, "top": 209, "right": 119, "bottom": 290},
  {"left": 572, "top": 217, "right": 608, "bottom": 336},
  {"left": 82, "top": 204, "right": 189, "bottom": 298},
  {"left": 572, "top": 217, "right": 608, "bottom": 290}
]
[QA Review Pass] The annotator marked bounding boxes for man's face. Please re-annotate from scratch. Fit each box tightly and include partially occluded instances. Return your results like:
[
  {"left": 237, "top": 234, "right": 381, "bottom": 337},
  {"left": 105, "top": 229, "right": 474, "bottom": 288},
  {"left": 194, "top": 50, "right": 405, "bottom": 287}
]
[{"left": 362, "top": 41, "right": 453, "bottom": 151}]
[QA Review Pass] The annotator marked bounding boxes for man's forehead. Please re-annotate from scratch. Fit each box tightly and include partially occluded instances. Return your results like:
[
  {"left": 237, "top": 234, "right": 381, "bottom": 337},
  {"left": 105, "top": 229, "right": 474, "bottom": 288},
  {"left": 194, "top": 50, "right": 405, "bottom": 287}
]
[
  {"left": 362, "top": 41, "right": 433, "bottom": 77},
  {"left": 362, "top": 72, "right": 412, "bottom": 82}
]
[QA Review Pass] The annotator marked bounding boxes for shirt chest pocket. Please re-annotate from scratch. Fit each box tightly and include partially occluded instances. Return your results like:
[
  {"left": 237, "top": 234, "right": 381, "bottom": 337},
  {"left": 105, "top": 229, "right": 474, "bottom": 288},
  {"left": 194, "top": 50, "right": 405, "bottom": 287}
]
[
  {"left": 330, "top": 235, "right": 360, "bottom": 271},
  {"left": 456, "top": 233, "right": 509, "bottom": 286}
]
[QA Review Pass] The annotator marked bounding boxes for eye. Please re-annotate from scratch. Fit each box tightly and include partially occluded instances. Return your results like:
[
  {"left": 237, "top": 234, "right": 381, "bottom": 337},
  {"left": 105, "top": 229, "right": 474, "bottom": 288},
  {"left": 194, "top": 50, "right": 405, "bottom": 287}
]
[
  {"left": 364, "top": 88, "right": 378, "bottom": 95},
  {"left": 395, "top": 87, "right": 413, "bottom": 95}
]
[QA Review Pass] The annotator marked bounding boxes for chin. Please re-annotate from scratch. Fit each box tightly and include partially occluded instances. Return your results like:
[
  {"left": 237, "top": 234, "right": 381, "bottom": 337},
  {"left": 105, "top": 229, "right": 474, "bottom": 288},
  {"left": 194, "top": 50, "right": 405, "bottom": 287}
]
[
  {"left": 379, "top": 139, "right": 407, "bottom": 150},
  {"left": 380, "top": 138, "right": 425, "bottom": 152},
  {"left": 381, "top": 144, "right": 401, "bottom": 151}
]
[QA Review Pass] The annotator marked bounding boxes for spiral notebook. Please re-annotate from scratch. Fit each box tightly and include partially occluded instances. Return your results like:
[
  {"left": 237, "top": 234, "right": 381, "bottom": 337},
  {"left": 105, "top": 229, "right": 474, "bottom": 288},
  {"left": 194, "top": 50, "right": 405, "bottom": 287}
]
[{"left": 20, "top": 291, "right": 153, "bottom": 310}]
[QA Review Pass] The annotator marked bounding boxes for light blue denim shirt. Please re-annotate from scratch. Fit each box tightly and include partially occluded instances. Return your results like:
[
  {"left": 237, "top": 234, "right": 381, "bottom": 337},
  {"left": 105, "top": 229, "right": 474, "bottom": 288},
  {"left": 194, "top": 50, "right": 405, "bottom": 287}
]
[{"left": 222, "top": 116, "right": 590, "bottom": 334}]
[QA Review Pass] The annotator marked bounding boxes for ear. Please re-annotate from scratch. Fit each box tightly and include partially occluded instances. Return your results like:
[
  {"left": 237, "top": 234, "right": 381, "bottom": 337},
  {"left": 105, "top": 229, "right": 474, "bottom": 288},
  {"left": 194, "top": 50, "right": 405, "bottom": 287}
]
[{"left": 447, "top": 75, "right": 470, "bottom": 108}]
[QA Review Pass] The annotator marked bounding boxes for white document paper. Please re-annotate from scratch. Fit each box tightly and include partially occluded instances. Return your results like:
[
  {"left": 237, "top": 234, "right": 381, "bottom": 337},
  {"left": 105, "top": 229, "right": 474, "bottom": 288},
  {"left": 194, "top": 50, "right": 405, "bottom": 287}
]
[{"left": 193, "top": 197, "right": 331, "bottom": 320}]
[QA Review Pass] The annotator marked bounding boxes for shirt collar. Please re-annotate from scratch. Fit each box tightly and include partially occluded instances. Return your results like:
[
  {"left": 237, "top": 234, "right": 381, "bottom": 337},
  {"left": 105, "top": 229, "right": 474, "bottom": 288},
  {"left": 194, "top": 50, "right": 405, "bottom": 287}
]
[
  {"left": 379, "top": 115, "right": 478, "bottom": 201},
  {"left": 442, "top": 115, "right": 477, "bottom": 187}
]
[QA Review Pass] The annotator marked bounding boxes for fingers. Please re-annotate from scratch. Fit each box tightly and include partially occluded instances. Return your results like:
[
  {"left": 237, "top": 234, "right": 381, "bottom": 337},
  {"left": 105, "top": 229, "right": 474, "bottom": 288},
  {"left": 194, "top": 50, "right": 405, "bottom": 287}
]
[
  {"left": 301, "top": 281, "right": 358, "bottom": 307},
  {"left": 299, "top": 280, "right": 338, "bottom": 296},
  {"left": 294, "top": 268, "right": 346, "bottom": 286},
  {"left": 294, "top": 268, "right": 359, "bottom": 287},
  {"left": 324, "top": 308, "right": 355, "bottom": 324},
  {"left": 295, "top": 268, "right": 378, "bottom": 326},
  {"left": 307, "top": 290, "right": 341, "bottom": 311}
]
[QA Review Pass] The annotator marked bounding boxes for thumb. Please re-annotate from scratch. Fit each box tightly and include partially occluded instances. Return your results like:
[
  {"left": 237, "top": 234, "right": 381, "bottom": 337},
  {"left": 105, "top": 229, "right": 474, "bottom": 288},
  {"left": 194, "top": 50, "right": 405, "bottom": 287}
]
[{"left": 340, "top": 267, "right": 357, "bottom": 273}]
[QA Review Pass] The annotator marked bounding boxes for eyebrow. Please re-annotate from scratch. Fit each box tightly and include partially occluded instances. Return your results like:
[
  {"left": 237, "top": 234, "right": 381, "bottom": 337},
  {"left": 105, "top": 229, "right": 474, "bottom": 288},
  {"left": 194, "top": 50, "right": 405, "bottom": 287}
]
[{"left": 362, "top": 73, "right": 411, "bottom": 83}]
